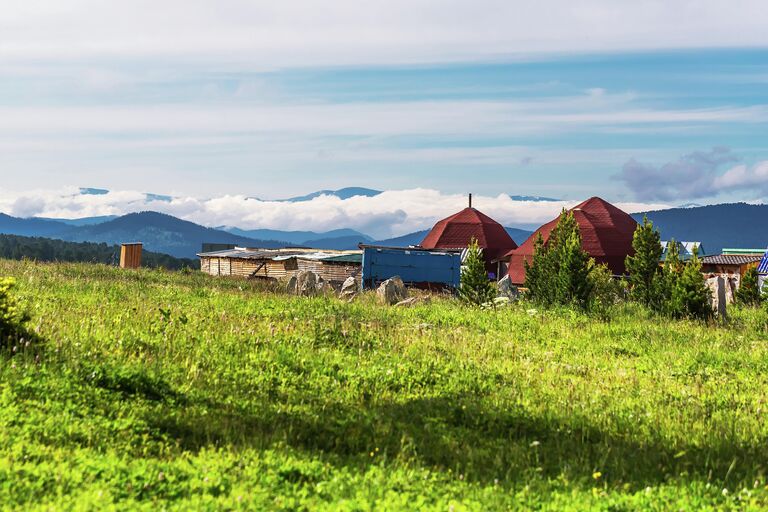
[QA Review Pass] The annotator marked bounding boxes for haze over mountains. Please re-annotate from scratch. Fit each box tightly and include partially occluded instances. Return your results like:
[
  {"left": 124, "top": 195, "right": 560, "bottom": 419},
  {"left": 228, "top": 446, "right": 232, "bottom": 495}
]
[{"left": 0, "top": 187, "right": 765, "bottom": 259}]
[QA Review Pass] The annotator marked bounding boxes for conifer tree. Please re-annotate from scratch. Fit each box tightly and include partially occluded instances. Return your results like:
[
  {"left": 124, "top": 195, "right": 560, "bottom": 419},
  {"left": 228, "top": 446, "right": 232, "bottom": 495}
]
[
  {"left": 459, "top": 238, "right": 495, "bottom": 305},
  {"left": 524, "top": 232, "right": 554, "bottom": 306},
  {"left": 736, "top": 265, "right": 762, "bottom": 306},
  {"left": 669, "top": 246, "right": 711, "bottom": 320},
  {"left": 524, "top": 209, "right": 593, "bottom": 309},
  {"left": 555, "top": 227, "right": 593, "bottom": 308},
  {"left": 626, "top": 215, "right": 663, "bottom": 308}
]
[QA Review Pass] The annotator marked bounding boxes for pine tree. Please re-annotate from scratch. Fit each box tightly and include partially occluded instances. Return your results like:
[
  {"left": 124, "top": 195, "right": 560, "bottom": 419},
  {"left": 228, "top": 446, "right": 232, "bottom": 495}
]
[
  {"left": 669, "top": 246, "right": 711, "bottom": 320},
  {"left": 524, "top": 232, "right": 554, "bottom": 306},
  {"left": 655, "top": 237, "right": 681, "bottom": 314},
  {"left": 555, "top": 227, "right": 593, "bottom": 308},
  {"left": 736, "top": 265, "right": 762, "bottom": 306},
  {"left": 524, "top": 210, "right": 593, "bottom": 309},
  {"left": 459, "top": 238, "right": 495, "bottom": 305},
  {"left": 626, "top": 215, "right": 663, "bottom": 308}
]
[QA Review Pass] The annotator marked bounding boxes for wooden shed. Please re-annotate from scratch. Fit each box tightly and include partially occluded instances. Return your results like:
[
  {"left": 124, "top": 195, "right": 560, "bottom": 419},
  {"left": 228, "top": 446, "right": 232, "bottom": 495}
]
[
  {"left": 198, "top": 248, "right": 362, "bottom": 286},
  {"left": 700, "top": 254, "right": 761, "bottom": 278}
]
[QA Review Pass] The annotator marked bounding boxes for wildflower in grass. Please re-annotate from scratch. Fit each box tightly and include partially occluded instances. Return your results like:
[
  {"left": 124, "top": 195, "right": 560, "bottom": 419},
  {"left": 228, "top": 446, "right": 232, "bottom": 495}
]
[
  {"left": 529, "top": 440, "right": 540, "bottom": 448},
  {"left": 592, "top": 471, "right": 602, "bottom": 480}
]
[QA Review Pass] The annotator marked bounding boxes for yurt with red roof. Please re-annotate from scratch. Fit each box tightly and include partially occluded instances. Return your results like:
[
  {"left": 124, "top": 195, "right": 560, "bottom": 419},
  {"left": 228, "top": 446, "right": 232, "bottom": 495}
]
[
  {"left": 505, "top": 197, "right": 638, "bottom": 285},
  {"left": 421, "top": 197, "right": 518, "bottom": 278}
]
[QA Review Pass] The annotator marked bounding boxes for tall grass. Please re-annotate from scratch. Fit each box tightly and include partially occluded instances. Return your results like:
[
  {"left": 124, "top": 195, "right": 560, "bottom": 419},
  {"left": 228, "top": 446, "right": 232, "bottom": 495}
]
[{"left": 1, "top": 258, "right": 767, "bottom": 510}]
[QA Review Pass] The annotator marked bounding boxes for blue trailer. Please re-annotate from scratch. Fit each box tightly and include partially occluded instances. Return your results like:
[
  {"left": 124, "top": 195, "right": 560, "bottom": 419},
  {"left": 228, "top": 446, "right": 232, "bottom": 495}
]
[{"left": 360, "top": 245, "right": 461, "bottom": 290}]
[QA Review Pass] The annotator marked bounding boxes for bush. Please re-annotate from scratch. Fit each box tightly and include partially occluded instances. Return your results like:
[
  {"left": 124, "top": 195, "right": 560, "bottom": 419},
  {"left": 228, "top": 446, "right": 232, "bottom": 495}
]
[
  {"left": 0, "top": 277, "right": 30, "bottom": 343},
  {"left": 736, "top": 266, "right": 762, "bottom": 306},
  {"left": 588, "top": 262, "right": 624, "bottom": 318},
  {"left": 459, "top": 238, "right": 494, "bottom": 305}
]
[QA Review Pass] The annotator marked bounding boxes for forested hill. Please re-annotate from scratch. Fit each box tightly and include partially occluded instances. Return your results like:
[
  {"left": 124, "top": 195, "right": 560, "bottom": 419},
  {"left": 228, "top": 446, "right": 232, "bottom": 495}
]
[
  {"left": 0, "top": 233, "right": 197, "bottom": 270},
  {"left": 635, "top": 202, "right": 768, "bottom": 254}
]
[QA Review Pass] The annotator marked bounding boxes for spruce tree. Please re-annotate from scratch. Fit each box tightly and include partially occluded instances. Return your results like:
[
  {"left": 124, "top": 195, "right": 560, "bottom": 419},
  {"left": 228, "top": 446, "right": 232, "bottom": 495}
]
[
  {"left": 655, "top": 237, "right": 681, "bottom": 314},
  {"left": 736, "top": 265, "right": 762, "bottom": 306},
  {"left": 524, "top": 232, "right": 554, "bottom": 306},
  {"left": 524, "top": 209, "right": 593, "bottom": 309},
  {"left": 626, "top": 215, "right": 662, "bottom": 308},
  {"left": 669, "top": 246, "right": 711, "bottom": 320},
  {"left": 555, "top": 227, "right": 593, "bottom": 308},
  {"left": 459, "top": 238, "right": 495, "bottom": 305}
]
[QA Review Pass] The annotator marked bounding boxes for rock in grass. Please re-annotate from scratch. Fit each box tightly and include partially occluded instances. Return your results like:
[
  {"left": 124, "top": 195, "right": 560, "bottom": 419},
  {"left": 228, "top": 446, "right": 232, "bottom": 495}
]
[
  {"left": 339, "top": 276, "right": 359, "bottom": 299},
  {"left": 295, "top": 270, "right": 320, "bottom": 296},
  {"left": 376, "top": 276, "right": 407, "bottom": 305},
  {"left": 497, "top": 275, "right": 518, "bottom": 299}
]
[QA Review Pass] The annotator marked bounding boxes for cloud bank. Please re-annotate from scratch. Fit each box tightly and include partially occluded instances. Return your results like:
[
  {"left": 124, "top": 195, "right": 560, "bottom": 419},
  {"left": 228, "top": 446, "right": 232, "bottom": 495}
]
[
  {"left": 615, "top": 148, "right": 768, "bottom": 202},
  {"left": 0, "top": 187, "right": 668, "bottom": 238}
]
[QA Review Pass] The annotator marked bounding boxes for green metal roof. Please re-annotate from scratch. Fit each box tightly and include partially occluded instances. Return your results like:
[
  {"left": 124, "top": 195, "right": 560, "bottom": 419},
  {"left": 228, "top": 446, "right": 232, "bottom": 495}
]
[
  {"left": 722, "top": 248, "right": 766, "bottom": 255},
  {"left": 320, "top": 253, "right": 362, "bottom": 264}
]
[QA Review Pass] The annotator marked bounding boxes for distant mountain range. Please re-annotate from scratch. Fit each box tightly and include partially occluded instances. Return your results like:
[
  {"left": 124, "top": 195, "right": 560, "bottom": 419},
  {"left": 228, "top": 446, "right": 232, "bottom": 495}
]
[
  {"left": 374, "top": 227, "right": 534, "bottom": 247},
  {"left": 508, "top": 195, "right": 560, "bottom": 202},
  {"left": 635, "top": 203, "right": 768, "bottom": 255},
  {"left": 224, "top": 227, "right": 372, "bottom": 245},
  {"left": 36, "top": 215, "right": 119, "bottom": 227},
  {"left": 246, "top": 187, "right": 383, "bottom": 202},
  {"left": 277, "top": 187, "right": 383, "bottom": 202},
  {"left": 0, "top": 212, "right": 287, "bottom": 258},
  {"left": 2, "top": 197, "right": 765, "bottom": 260}
]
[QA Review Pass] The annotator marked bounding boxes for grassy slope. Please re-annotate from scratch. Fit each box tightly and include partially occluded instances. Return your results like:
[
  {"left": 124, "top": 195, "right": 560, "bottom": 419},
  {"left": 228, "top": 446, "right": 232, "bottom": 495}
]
[{"left": 1, "top": 259, "right": 768, "bottom": 510}]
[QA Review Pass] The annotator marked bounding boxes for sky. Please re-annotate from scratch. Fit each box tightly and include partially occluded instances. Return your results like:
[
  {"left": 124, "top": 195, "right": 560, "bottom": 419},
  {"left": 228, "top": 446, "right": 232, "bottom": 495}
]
[{"left": 1, "top": 1, "right": 767, "bottom": 234}]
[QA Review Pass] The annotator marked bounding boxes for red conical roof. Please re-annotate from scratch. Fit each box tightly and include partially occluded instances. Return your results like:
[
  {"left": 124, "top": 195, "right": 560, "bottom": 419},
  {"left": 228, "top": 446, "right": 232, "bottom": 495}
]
[
  {"left": 506, "top": 197, "right": 638, "bottom": 284},
  {"left": 421, "top": 207, "right": 518, "bottom": 263}
]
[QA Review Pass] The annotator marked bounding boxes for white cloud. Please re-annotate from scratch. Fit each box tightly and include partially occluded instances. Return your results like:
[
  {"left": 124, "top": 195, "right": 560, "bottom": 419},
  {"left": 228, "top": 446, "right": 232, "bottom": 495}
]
[
  {"left": 1, "top": 1, "right": 766, "bottom": 66},
  {"left": 714, "top": 161, "right": 768, "bottom": 192},
  {"left": 0, "top": 186, "right": 668, "bottom": 238}
]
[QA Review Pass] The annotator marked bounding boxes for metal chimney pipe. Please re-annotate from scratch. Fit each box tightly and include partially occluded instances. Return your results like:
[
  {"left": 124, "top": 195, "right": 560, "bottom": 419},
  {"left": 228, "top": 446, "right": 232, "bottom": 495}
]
[{"left": 469, "top": 193, "right": 472, "bottom": 208}]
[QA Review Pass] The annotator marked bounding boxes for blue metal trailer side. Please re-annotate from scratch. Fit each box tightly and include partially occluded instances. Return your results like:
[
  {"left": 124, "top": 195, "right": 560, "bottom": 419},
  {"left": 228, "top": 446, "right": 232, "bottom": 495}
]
[{"left": 361, "top": 245, "right": 461, "bottom": 290}]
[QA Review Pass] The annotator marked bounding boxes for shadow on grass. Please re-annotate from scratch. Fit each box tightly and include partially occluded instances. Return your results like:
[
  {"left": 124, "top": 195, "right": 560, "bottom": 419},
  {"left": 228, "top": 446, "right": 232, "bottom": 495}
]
[
  {"left": 147, "top": 394, "right": 767, "bottom": 489},
  {"left": 0, "top": 325, "right": 45, "bottom": 359}
]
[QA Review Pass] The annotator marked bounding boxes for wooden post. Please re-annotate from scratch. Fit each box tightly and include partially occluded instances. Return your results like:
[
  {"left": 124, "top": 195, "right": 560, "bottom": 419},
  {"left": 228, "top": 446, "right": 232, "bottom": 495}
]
[{"left": 120, "top": 243, "right": 142, "bottom": 269}]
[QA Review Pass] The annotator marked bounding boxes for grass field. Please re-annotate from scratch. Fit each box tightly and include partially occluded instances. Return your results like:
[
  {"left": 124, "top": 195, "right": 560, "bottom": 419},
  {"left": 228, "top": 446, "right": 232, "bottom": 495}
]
[{"left": 1, "top": 259, "right": 768, "bottom": 510}]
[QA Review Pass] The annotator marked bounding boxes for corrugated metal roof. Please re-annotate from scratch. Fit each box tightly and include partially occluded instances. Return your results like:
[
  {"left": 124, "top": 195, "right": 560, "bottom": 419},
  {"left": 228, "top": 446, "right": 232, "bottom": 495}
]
[
  {"left": 197, "top": 248, "right": 362, "bottom": 263},
  {"left": 701, "top": 254, "right": 761, "bottom": 266}
]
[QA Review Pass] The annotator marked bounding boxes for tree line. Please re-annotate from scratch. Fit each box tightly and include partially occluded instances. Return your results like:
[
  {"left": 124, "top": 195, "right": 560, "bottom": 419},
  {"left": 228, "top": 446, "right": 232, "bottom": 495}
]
[
  {"left": 459, "top": 210, "right": 765, "bottom": 319},
  {"left": 0, "top": 234, "right": 197, "bottom": 270}
]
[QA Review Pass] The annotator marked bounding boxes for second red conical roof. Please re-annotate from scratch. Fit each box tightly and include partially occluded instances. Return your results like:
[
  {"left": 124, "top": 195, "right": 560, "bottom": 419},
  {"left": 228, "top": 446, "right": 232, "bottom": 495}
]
[{"left": 506, "top": 197, "right": 638, "bottom": 284}]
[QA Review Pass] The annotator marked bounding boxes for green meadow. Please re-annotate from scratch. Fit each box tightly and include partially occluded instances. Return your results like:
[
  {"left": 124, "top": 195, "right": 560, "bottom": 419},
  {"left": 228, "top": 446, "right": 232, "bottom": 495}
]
[{"left": 1, "top": 258, "right": 768, "bottom": 510}]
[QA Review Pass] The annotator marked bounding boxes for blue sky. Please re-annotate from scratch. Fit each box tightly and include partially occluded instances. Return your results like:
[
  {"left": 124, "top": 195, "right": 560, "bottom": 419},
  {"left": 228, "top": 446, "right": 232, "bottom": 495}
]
[{"left": 0, "top": 1, "right": 767, "bottom": 231}]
